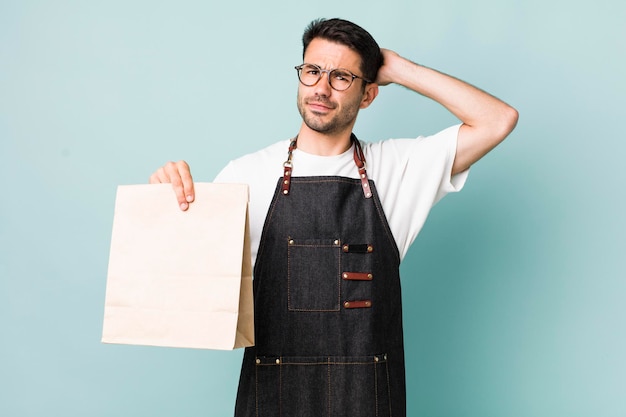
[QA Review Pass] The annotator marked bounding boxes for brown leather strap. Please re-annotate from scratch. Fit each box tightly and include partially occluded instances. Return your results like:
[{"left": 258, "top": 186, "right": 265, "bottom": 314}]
[
  {"left": 281, "top": 139, "right": 297, "bottom": 195},
  {"left": 281, "top": 164, "right": 292, "bottom": 195},
  {"left": 343, "top": 300, "right": 372, "bottom": 309},
  {"left": 342, "top": 272, "right": 373, "bottom": 281},
  {"left": 282, "top": 134, "right": 372, "bottom": 198},
  {"left": 352, "top": 135, "right": 372, "bottom": 199}
]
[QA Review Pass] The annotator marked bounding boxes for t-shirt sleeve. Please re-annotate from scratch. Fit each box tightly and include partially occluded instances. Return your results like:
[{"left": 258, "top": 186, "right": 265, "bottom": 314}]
[
  {"left": 366, "top": 124, "right": 468, "bottom": 260},
  {"left": 213, "top": 160, "right": 237, "bottom": 183},
  {"left": 433, "top": 125, "right": 469, "bottom": 204}
]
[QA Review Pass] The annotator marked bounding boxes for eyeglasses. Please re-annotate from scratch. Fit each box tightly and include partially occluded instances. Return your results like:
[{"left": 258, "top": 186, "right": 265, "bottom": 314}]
[{"left": 295, "top": 63, "right": 371, "bottom": 91}]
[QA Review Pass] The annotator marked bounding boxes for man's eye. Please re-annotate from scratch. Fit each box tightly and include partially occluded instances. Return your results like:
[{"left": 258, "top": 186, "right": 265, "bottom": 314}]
[
  {"left": 303, "top": 65, "right": 320, "bottom": 75},
  {"left": 333, "top": 71, "right": 350, "bottom": 80}
]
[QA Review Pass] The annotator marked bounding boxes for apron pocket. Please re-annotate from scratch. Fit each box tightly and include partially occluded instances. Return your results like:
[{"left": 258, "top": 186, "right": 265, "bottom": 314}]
[
  {"left": 287, "top": 238, "right": 341, "bottom": 311},
  {"left": 255, "top": 355, "right": 392, "bottom": 417}
]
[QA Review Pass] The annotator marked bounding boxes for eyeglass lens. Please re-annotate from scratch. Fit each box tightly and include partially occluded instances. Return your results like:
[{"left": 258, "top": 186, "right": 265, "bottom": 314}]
[{"left": 297, "top": 64, "right": 355, "bottom": 91}]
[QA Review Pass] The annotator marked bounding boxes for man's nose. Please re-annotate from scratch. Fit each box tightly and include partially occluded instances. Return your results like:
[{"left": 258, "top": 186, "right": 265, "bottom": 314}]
[{"left": 313, "top": 71, "right": 332, "bottom": 95}]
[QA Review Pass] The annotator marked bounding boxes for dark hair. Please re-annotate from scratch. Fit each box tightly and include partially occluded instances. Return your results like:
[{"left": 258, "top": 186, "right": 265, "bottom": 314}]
[{"left": 302, "top": 18, "right": 383, "bottom": 84}]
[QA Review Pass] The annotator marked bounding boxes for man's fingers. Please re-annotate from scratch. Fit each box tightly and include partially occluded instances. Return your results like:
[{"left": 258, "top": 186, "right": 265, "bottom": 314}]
[
  {"left": 163, "top": 161, "right": 190, "bottom": 210},
  {"left": 149, "top": 166, "right": 170, "bottom": 184},
  {"left": 149, "top": 161, "right": 195, "bottom": 211},
  {"left": 177, "top": 161, "right": 195, "bottom": 204}
]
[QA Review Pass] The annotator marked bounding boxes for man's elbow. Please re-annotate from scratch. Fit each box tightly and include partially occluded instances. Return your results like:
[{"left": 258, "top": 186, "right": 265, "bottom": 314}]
[{"left": 499, "top": 104, "right": 519, "bottom": 139}]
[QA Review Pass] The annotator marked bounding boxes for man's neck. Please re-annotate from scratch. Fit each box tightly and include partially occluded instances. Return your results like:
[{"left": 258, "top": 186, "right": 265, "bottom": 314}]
[{"left": 295, "top": 125, "right": 353, "bottom": 156}]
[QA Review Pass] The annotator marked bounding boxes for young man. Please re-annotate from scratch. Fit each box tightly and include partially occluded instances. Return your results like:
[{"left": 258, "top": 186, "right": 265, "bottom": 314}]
[{"left": 150, "top": 17, "right": 517, "bottom": 417}]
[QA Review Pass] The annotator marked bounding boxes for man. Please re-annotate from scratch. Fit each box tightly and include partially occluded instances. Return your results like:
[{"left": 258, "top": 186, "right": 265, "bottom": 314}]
[{"left": 150, "top": 17, "right": 517, "bottom": 417}]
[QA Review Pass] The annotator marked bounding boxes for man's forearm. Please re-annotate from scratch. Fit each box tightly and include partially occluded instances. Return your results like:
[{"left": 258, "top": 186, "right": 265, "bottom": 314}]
[{"left": 377, "top": 49, "right": 519, "bottom": 173}]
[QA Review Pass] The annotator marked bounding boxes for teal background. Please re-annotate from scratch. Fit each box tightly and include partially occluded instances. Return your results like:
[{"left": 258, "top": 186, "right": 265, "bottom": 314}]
[{"left": 1, "top": 0, "right": 624, "bottom": 416}]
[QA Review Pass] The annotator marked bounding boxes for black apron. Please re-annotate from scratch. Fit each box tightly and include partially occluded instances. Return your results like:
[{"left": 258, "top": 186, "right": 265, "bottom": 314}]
[{"left": 235, "top": 135, "right": 407, "bottom": 416}]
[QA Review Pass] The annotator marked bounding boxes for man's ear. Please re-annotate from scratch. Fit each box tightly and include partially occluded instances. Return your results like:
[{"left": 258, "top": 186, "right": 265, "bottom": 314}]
[{"left": 359, "top": 83, "right": 379, "bottom": 109}]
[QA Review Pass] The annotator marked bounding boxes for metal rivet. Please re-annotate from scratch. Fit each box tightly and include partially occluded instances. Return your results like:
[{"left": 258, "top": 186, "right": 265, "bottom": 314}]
[
  {"left": 334, "top": 239, "right": 340, "bottom": 245},
  {"left": 344, "top": 301, "right": 350, "bottom": 308},
  {"left": 255, "top": 358, "right": 261, "bottom": 364},
  {"left": 368, "top": 274, "right": 373, "bottom": 280},
  {"left": 283, "top": 179, "right": 289, "bottom": 185},
  {"left": 384, "top": 354, "right": 387, "bottom": 360},
  {"left": 367, "top": 245, "right": 373, "bottom": 252},
  {"left": 374, "top": 356, "right": 379, "bottom": 362},
  {"left": 363, "top": 182, "right": 369, "bottom": 187},
  {"left": 289, "top": 239, "right": 294, "bottom": 245},
  {"left": 366, "top": 192, "right": 372, "bottom": 198},
  {"left": 365, "top": 301, "right": 371, "bottom": 307},
  {"left": 275, "top": 358, "right": 280, "bottom": 364},
  {"left": 283, "top": 190, "right": 289, "bottom": 195},
  {"left": 343, "top": 245, "right": 349, "bottom": 252}
]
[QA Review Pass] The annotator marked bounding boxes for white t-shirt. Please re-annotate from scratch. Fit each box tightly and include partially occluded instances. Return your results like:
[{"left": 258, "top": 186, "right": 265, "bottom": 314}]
[{"left": 214, "top": 124, "right": 468, "bottom": 265}]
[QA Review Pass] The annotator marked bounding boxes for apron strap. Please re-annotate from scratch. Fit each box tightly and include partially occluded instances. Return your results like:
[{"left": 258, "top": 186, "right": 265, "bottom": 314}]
[
  {"left": 282, "top": 134, "right": 372, "bottom": 199},
  {"left": 282, "top": 138, "right": 297, "bottom": 195},
  {"left": 351, "top": 134, "right": 372, "bottom": 199}
]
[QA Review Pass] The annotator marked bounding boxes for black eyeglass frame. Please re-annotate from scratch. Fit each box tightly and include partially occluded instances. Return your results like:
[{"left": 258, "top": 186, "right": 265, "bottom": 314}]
[{"left": 295, "top": 63, "right": 372, "bottom": 91}]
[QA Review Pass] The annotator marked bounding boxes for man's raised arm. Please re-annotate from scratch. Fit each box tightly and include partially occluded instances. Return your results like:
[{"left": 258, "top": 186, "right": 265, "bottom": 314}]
[{"left": 376, "top": 49, "right": 519, "bottom": 175}]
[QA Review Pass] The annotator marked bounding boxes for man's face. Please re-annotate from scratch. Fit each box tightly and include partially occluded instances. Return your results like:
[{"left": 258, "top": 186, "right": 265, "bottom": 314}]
[{"left": 296, "top": 38, "right": 369, "bottom": 136}]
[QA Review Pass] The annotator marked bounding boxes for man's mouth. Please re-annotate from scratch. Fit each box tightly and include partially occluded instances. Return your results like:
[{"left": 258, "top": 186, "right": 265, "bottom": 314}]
[{"left": 306, "top": 98, "right": 335, "bottom": 112}]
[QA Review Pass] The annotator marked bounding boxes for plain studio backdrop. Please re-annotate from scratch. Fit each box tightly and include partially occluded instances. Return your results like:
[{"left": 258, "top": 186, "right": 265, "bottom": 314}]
[{"left": 1, "top": 1, "right": 624, "bottom": 416}]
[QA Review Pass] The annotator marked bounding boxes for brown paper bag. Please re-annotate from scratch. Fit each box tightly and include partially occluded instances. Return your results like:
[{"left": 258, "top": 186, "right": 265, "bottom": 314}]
[{"left": 102, "top": 182, "right": 254, "bottom": 350}]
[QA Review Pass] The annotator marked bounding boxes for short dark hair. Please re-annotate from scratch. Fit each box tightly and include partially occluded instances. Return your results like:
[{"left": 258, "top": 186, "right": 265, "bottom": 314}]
[{"left": 302, "top": 18, "right": 383, "bottom": 84}]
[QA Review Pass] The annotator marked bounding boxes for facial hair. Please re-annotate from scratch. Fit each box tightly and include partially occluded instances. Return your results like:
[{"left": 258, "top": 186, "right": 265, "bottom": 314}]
[{"left": 297, "top": 91, "right": 362, "bottom": 135}]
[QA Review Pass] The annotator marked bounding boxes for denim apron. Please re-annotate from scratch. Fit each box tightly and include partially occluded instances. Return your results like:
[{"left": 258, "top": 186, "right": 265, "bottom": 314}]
[{"left": 234, "top": 135, "right": 406, "bottom": 417}]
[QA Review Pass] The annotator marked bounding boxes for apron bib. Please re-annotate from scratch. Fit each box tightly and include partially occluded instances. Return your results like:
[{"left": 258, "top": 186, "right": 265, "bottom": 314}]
[{"left": 235, "top": 136, "right": 407, "bottom": 417}]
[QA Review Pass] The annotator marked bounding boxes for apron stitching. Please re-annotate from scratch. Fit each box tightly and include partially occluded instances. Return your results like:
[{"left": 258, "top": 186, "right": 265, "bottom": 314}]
[
  {"left": 337, "top": 252, "right": 342, "bottom": 311},
  {"left": 287, "top": 240, "right": 342, "bottom": 312},
  {"left": 327, "top": 358, "right": 331, "bottom": 417},
  {"left": 255, "top": 362, "right": 259, "bottom": 417},
  {"left": 286, "top": 244, "right": 291, "bottom": 311},
  {"left": 386, "top": 360, "right": 393, "bottom": 417},
  {"left": 375, "top": 361, "right": 380, "bottom": 417},
  {"left": 261, "top": 360, "right": 381, "bottom": 365}
]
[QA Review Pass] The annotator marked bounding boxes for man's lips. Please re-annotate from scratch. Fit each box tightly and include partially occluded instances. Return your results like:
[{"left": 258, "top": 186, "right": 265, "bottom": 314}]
[{"left": 306, "top": 98, "right": 335, "bottom": 112}]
